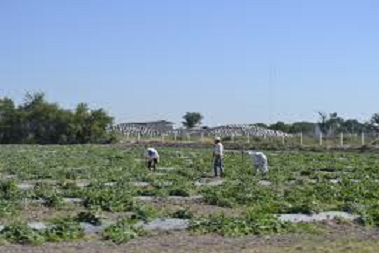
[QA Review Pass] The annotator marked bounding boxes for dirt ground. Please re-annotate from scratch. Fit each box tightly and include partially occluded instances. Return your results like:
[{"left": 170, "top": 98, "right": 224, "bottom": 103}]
[{"left": 0, "top": 223, "right": 378, "bottom": 253}]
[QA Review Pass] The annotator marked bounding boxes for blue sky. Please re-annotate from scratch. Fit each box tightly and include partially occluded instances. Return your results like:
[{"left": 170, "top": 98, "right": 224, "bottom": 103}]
[{"left": 1, "top": 0, "right": 378, "bottom": 126}]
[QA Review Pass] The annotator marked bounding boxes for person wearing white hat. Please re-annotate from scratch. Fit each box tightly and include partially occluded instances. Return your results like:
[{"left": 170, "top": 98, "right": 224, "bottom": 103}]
[
  {"left": 143, "top": 147, "right": 159, "bottom": 171},
  {"left": 213, "top": 137, "right": 224, "bottom": 177},
  {"left": 247, "top": 151, "right": 268, "bottom": 177}
]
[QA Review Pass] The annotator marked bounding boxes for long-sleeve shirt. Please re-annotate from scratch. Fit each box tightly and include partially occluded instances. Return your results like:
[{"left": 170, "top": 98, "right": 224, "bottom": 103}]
[
  {"left": 247, "top": 151, "right": 267, "bottom": 166},
  {"left": 214, "top": 143, "right": 224, "bottom": 157},
  {"left": 144, "top": 148, "right": 159, "bottom": 160}
]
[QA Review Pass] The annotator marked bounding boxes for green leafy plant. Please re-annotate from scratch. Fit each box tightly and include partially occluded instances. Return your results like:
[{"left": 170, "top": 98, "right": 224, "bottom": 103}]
[
  {"left": 102, "top": 219, "right": 145, "bottom": 244},
  {"left": 44, "top": 194, "right": 64, "bottom": 208},
  {"left": 131, "top": 204, "right": 157, "bottom": 222},
  {"left": 83, "top": 189, "right": 135, "bottom": 212},
  {"left": 170, "top": 208, "right": 194, "bottom": 219},
  {"left": 0, "top": 200, "right": 19, "bottom": 216},
  {"left": 33, "top": 182, "right": 64, "bottom": 208},
  {"left": 0, "top": 224, "right": 45, "bottom": 245},
  {"left": 44, "top": 219, "right": 84, "bottom": 242},
  {"left": 0, "top": 180, "right": 19, "bottom": 200},
  {"left": 75, "top": 211, "right": 102, "bottom": 226},
  {"left": 190, "top": 210, "right": 289, "bottom": 237},
  {"left": 168, "top": 187, "right": 191, "bottom": 197}
]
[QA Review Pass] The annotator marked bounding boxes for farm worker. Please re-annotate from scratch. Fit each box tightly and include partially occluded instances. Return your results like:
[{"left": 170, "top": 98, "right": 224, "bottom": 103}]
[
  {"left": 144, "top": 148, "right": 159, "bottom": 171},
  {"left": 213, "top": 137, "right": 224, "bottom": 177},
  {"left": 247, "top": 151, "right": 268, "bottom": 176}
]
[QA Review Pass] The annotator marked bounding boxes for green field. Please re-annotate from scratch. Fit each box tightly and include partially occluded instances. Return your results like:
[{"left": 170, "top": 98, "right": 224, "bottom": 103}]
[{"left": 0, "top": 145, "right": 378, "bottom": 251}]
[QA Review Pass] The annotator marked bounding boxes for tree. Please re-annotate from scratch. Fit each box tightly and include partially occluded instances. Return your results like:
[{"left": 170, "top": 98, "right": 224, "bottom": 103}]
[
  {"left": 318, "top": 112, "right": 328, "bottom": 135},
  {"left": 318, "top": 112, "right": 344, "bottom": 135},
  {"left": 254, "top": 123, "right": 268, "bottom": 129},
  {"left": 182, "top": 112, "right": 203, "bottom": 129},
  {"left": 269, "top": 121, "right": 291, "bottom": 133},
  {"left": 371, "top": 113, "right": 379, "bottom": 125},
  {"left": 0, "top": 98, "right": 17, "bottom": 142},
  {"left": 369, "top": 113, "right": 379, "bottom": 132},
  {"left": 342, "top": 119, "right": 365, "bottom": 134},
  {"left": 289, "top": 122, "right": 314, "bottom": 134},
  {"left": 0, "top": 92, "right": 115, "bottom": 144},
  {"left": 22, "top": 91, "right": 45, "bottom": 111}
]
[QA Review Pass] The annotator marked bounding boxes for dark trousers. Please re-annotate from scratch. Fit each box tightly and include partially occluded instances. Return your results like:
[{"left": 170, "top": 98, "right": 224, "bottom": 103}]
[
  {"left": 214, "top": 156, "right": 224, "bottom": 176},
  {"left": 148, "top": 158, "right": 158, "bottom": 171}
]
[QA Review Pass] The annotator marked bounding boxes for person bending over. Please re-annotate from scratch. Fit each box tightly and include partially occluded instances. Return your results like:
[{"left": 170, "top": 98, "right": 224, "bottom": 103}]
[
  {"left": 144, "top": 148, "right": 159, "bottom": 171},
  {"left": 247, "top": 151, "right": 268, "bottom": 177}
]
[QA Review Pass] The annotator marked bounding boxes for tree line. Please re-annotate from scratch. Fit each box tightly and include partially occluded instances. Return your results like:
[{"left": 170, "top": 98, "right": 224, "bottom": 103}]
[
  {"left": 181, "top": 111, "right": 317, "bottom": 133},
  {"left": 182, "top": 111, "right": 379, "bottom": 136},
  {"left": 269, "top": 112, "right": 379, "bottom": 136},
  {"left": 1, "top": 94, "right": 379, "bottom": 144},
  {"left": 0, "top": 92, "right": 115, "bottom": 144}
]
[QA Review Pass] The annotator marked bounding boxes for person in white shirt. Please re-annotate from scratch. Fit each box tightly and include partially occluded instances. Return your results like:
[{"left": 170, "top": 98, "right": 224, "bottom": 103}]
[
  {"left": 247, "top": 151, "right": 268, "bottom": 177},
  {"left": 213, "top": 137, "right": 224, "bottom": 177},
  {"left": 144, "top": 148, "right": 159, "bottom": 171}
]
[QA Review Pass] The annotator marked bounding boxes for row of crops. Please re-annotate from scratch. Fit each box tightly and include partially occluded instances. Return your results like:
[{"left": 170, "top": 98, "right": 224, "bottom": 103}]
[{"left": 0, "top": 145, "right": 378, "bottom": 245}]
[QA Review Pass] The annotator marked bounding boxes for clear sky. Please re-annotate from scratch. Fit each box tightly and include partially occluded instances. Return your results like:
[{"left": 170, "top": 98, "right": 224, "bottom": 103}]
[{"left": 1, "top": 0, "right": 378, "bottom": 126}]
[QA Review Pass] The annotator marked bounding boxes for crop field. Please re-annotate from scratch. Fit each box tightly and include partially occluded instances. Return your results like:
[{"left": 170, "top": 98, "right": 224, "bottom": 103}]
[{"left": 0, "top": 145, "right": 379, "bottom": 252}]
